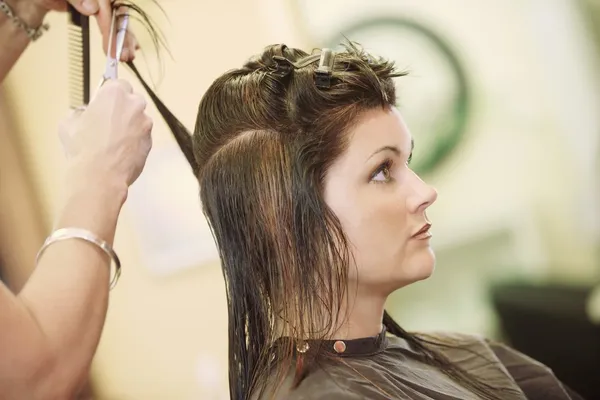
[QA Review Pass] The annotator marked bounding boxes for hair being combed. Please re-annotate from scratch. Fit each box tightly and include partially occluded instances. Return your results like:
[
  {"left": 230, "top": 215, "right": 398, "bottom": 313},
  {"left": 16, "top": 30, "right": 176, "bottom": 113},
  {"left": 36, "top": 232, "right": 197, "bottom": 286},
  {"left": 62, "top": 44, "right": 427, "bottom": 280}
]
[{"left": 121, "top": 4, "right": 519, "bottom": 398}]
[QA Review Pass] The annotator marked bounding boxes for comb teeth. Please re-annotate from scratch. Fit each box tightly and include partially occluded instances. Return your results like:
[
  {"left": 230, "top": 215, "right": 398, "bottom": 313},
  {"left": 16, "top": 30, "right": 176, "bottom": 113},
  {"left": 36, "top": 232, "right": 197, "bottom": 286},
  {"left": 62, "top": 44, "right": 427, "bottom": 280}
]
[
  {"left": 68, "top": 25, "right": 85, "bottom": 107},
  {"left": 67, "top": 7, "right": 90, "bottom": 109}
]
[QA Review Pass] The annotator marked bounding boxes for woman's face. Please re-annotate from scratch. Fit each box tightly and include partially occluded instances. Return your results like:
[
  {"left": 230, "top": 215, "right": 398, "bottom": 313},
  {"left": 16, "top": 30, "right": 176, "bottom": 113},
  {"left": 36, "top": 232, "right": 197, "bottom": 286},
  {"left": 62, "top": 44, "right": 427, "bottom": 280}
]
[{"left": 323, "top": 107, "right": 438, "bottom": 295}]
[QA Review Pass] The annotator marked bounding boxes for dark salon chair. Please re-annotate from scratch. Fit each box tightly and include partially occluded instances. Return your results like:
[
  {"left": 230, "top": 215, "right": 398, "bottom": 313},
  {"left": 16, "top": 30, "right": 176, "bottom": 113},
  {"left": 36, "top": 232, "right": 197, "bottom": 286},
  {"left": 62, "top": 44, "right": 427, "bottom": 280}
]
[{"left": 491, "top": 282, "right": 600, "bottom": 400}]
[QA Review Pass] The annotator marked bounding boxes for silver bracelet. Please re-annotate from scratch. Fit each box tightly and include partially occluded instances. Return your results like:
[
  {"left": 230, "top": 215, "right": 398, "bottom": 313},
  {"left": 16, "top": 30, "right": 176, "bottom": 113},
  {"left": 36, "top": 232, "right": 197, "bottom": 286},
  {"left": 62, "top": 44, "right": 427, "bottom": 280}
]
[
  {"left": 36, "top": 227, "right": 122, "bottom": 290},
  {"left": 0, "top": 0, "right": 49, "bottom": 41}
]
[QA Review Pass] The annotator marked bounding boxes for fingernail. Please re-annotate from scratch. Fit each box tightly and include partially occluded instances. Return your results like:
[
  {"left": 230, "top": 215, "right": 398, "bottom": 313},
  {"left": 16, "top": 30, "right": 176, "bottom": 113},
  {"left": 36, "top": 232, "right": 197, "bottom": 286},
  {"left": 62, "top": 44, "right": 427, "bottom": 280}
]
[{"left": 82, "top": 0, "right": 99, "bottom": 14}]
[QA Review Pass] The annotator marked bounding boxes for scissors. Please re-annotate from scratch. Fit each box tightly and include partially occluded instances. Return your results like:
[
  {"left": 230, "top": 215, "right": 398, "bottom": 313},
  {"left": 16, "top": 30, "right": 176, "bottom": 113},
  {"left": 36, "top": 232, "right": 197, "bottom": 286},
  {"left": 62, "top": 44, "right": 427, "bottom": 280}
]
[{"left": 95, "top": 10, "right": 129, "bottom": 93}]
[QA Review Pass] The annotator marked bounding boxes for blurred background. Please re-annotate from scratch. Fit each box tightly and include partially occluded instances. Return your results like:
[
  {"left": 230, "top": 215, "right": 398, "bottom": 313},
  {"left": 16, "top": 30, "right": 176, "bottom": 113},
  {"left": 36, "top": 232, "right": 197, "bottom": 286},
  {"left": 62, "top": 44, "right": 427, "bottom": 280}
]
[{"left": 1, "top": 0, "right": 600, "bottom": 398}]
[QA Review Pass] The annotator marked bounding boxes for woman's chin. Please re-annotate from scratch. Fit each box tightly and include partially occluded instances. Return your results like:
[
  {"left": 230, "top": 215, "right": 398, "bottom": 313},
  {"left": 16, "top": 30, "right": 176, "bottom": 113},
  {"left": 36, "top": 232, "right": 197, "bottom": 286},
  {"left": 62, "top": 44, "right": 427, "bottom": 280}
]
[{"left": 406, "top": 248, "right": 437, "bottom": 283}]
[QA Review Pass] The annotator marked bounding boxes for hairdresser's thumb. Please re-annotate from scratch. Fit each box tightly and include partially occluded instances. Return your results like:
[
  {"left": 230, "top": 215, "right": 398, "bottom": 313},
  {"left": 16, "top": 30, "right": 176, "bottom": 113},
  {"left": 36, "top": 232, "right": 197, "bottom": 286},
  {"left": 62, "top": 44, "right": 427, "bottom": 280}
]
[
  {"left": 66, "top": 0, "right": 99, "bottom": 15},
  {"left": 58, "top": 107, "right": 87, "bottom": 158},
  {"left": 58, "top": 120, "right": 74, "bottom": 160},
  {"left": 93, "top": 0, "right": 123, "bottom": 59}
]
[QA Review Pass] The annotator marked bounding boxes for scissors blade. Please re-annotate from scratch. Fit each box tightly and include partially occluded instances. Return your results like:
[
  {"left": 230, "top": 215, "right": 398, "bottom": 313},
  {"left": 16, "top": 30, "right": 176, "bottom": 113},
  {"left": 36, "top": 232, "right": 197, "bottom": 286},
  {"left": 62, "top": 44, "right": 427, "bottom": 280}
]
[
  {"left": 93, "top": 11, "right": 117, "bottom": 93},
  {"left": 114, "top": 13, "right": 129, "bottom": 63},
  {"left": 96, "top": 11, "right": 129, "bottom": 90}
]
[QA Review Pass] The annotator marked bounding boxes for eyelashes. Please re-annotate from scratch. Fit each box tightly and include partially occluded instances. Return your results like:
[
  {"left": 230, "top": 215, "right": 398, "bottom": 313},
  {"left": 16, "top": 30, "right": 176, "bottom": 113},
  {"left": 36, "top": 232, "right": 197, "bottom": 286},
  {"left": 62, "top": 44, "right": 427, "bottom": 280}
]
[
  {"left": 369, "top": 153, "right": 413, "bottom": 183},
  {"left": 370, "top": 158, "right": 394, "bottom": 183}
]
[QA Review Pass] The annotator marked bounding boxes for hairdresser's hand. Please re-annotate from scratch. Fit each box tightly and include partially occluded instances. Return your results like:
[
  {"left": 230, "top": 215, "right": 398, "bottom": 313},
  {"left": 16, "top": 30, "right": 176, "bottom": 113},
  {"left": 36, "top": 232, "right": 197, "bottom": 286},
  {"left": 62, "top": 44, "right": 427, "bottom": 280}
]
[
  {"left": 28, "top": 0, "right": 139, "bottom": 61},
  {"left": 59, "top": 79, "right": 153, "bottom": 192},
  {"left": 94, "top": 0, "right": 140, "bottom": 62}
]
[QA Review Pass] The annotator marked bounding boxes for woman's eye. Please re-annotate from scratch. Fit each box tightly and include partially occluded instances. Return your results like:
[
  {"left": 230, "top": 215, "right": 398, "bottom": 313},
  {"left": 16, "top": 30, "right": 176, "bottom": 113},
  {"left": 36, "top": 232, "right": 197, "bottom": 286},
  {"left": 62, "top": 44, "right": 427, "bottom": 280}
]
[{"left": 372, "top": 165, "right": 392, "bottom": 183}]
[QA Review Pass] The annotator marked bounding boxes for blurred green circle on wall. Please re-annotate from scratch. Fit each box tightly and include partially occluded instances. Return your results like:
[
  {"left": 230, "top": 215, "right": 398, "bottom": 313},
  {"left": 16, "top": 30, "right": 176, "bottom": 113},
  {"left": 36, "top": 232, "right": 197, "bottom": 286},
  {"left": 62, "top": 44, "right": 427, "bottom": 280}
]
[{"left": 327, "top": 17, "right": 471, "bottom": 176}]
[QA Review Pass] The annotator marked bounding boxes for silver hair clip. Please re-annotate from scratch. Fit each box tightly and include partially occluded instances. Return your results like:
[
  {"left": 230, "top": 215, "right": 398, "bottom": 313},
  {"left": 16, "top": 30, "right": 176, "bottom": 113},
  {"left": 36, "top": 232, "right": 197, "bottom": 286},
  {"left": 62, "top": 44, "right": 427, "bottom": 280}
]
[
  {"left": 271, "top": 56, "right": 294, "bottom": 78},
  {"left": 314, "top": 48, "right": 335, "bottom": 89}
]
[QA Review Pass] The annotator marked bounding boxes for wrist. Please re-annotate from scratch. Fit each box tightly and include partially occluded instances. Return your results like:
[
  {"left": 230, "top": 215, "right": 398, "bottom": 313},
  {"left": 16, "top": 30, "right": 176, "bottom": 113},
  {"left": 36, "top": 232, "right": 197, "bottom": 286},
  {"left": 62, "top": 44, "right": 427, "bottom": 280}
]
[
  {"left": 5, "top": 0, "right": 48, "bottom": 28},
  {"left": 63, "top": 167, "right": 129, "bottom": 211},
  {"left": 57, "top": 169, "right": 128, "bottom": 241}
]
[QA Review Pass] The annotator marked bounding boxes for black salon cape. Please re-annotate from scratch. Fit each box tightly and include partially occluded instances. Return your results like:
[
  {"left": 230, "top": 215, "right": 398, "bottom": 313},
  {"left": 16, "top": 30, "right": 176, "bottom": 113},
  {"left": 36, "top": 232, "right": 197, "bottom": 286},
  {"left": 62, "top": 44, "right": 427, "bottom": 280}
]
[{"left": 258, "top": 331, "right": 585, "bottom": 399}]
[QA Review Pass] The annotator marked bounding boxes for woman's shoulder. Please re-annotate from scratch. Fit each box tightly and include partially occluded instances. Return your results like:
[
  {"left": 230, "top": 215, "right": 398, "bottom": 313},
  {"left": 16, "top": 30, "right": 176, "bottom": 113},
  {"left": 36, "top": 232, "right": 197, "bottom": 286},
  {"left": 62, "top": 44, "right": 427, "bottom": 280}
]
[
  {"left": 411, "top": 330, "right": 584, "bottom": 400},
  {"left": 412, "top": 330, "right": 485, "bottom": 342},
  {"left": 421, "top": 331, "right": 560, "bottom": 384},
  {"left": 407, "top": 330, "right": 492, "bottom": 352},
  {"left": 484, "top": 340, "right": 585, "bottom": 400}
]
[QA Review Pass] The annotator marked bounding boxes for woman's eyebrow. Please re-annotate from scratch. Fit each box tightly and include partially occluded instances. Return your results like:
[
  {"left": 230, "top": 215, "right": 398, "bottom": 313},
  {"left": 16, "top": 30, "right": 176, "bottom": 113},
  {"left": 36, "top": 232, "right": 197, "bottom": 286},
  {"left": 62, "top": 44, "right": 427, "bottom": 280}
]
[{"left": 366, "top": 146, "right": 401, "bottom": 162}]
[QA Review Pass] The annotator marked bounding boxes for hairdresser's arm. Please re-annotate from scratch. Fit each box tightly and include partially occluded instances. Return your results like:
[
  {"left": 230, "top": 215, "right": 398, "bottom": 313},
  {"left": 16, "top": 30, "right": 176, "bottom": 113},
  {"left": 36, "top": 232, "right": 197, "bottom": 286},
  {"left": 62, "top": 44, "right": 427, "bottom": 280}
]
[
  {"left": 0, "top": 80, "right": 152, "bottom": 400},
  {"left": 0, "top": 172, "right": 125, "bottom": 399},
  {"left": 0, "top": 0, "right": 137, "bottom": 84}
]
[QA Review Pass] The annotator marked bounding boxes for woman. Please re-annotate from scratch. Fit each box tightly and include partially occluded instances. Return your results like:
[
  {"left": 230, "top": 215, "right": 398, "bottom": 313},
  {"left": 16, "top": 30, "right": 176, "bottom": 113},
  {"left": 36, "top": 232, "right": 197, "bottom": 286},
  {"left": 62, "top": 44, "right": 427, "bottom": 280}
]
[{"left": 137, "top": 43, "right": 583, "bottom": 399}]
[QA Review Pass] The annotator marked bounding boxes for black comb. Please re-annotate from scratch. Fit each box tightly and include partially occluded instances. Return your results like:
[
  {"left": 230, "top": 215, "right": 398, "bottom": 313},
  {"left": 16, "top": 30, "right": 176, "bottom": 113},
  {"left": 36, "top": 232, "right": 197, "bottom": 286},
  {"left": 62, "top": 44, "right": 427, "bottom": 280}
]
[{"left": 67, "top": 4, "right": 90, "bottom": 108}]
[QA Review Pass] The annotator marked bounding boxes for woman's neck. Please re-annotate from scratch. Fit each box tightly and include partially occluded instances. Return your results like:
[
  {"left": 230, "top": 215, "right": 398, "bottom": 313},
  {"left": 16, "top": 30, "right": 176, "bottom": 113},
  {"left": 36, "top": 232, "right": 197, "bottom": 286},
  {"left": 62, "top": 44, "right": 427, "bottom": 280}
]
[
  {"left": 275, "top": 289, "right": 388, "bottom": 341},
  {"left": 331, "top": 288, "right": 386, "bottom": 340}
]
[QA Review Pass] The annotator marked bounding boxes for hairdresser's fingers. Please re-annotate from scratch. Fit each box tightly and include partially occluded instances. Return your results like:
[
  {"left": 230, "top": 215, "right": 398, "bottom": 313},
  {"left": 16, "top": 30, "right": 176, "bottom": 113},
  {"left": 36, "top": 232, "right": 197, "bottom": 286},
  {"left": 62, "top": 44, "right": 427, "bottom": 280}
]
[
  {"left": 99, "top": 79, "right": 134, "bottom": 95},
  {"left": 33, "top": 0, "right": 96, "bottom": 13},
  {"left": 94, "top": 0, "right": 117, "bottom": 58},
  {"left": 94, "top": 2, "right": 137, "bottom": 61},
  {"left": 63, "top": 0, "right": 99, "bottom": 15},
  {"left": 94, "top": 0, "right": 112, "bottom": 38},
  {"left": 121, "top": 30, "right": 139, "bottom": 62},
  {"left": 59, "top": 82, "right": 154, "bottom": 187},
  {"left": 129, "top": 93, "right": 148, "bottom": 113}
]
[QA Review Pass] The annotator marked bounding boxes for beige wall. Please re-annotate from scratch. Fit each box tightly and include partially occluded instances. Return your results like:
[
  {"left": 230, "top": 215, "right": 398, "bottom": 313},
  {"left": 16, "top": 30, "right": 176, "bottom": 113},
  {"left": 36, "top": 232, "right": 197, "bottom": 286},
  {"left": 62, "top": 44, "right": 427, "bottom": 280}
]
[{"left": 3, "top": 0, "right": 599, "bottom": 398}]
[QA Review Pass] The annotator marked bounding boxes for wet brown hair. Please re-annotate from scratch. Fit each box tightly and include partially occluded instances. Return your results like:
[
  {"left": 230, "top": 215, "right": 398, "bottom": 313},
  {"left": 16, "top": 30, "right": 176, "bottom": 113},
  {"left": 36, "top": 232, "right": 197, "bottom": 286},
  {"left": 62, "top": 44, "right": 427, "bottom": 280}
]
[
  {"left": 122, "top": 4, "right": 519, "bottom": 398},
  {"left": 193, "top": 44, "right": 404, "bottom": 398}
]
